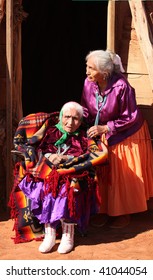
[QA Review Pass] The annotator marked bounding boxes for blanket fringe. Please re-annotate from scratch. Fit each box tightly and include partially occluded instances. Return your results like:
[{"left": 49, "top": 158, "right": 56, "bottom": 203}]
[{"left": 44, "top": 167, "right": 59, "bottom": 197}]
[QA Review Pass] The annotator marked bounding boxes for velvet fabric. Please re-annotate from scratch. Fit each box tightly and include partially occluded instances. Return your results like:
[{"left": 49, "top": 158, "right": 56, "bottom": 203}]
[{"left": 36, "top": 126, "right": 88, "bottom": 157}]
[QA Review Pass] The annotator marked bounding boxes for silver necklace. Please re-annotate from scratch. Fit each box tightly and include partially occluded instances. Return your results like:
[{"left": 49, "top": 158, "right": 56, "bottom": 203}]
[
  {"left": 57, "top": 144, "right": 70, "bottom": 155},
  {"left": 98, "top": 95, "right": 103, "bottom": 103}
]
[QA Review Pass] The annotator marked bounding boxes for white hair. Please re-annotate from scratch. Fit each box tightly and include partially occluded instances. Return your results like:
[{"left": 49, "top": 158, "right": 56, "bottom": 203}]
[
  {"left": 60, "top": 101, "right": 83, "bottom": 119},
  {"left": 86, "top": 49, "right": 124, "bottom": 74}
]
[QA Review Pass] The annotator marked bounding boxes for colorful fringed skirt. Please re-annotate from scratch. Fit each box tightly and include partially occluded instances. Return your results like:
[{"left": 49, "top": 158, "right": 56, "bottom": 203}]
[{"left": 18, "top": 172, "right": 99, "bottom": 234}]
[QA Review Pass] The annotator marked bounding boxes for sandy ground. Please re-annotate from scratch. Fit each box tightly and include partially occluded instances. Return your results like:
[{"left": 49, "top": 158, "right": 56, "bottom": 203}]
[{"left": 1, "top": 208, "right": 153, "bottom": 260}]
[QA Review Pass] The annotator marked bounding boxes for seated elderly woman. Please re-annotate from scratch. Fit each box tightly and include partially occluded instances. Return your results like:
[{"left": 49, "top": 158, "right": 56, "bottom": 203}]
[{"left": 9, "top": 101, "right": 108, "bottom": 254}]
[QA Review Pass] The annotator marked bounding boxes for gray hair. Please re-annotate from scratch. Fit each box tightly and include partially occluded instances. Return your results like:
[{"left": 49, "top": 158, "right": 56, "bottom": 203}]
[
  {"left": 60, "top": 101, "right": 83, "bottom": 120},
  {"left": 86, "top": 49, "right": 122, "bottom": 75}
]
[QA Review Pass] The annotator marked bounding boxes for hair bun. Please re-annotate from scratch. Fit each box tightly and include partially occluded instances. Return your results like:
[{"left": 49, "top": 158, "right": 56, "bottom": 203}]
[{"left": 113, "top": 54, "right": 125, "bottom": 73}]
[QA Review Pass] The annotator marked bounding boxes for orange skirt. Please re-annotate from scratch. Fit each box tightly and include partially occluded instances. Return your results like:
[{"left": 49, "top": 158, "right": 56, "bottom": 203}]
[{"left": 96, "top": 121, "right": 153, "bottom": 216}]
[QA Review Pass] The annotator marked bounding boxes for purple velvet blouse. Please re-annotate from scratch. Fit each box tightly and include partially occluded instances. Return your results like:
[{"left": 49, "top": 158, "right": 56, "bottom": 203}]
[
  {"left": 81, "top": 73, "right": 144, "bottom": 146},
  {"left": 36, "top": 126, "right": 88, "bottom": 156}
]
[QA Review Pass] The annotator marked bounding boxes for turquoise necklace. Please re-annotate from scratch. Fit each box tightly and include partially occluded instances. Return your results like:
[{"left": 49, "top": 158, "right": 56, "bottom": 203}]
[{"left": 94, "top": 90, "right": 107, "bottom": 125}]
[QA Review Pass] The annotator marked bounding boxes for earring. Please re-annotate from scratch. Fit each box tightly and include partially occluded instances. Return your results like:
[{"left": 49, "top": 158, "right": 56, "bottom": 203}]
[{"left": 103, "top": 73, "right": 109, "bottom": 80}]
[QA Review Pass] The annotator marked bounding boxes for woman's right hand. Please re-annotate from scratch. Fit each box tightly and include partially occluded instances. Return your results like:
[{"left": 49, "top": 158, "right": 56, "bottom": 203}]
[{"left": 87, "top": 125, "right": 109, "bottom": 138}]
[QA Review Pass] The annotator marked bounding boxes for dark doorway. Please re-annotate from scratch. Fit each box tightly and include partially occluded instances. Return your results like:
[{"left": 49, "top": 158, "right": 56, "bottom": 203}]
[{"left": 21, "top": 0, "right": 108, "bottom": 116}]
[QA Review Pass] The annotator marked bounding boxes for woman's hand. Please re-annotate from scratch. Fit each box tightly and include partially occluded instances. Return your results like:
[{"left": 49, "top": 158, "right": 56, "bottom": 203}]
[
  {"left": 48, "top": 154, "right": 68, "bottom": 165},
  {"left": 87, "top": 125, "right": 109, "bottom": 138}
]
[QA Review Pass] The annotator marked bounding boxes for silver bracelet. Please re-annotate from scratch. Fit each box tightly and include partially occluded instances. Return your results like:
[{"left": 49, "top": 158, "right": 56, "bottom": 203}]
[
  {"left": 67, "top": 155, "right": 74, "bottom": 160},
  {"left": 44, "top": 153, "right": 52, "bottom": 159}
]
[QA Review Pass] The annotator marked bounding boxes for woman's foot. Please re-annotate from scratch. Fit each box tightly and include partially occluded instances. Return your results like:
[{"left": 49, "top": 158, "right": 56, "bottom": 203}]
[
  {"left": 90, "top": 213, "right": 109, "bottom": 227},
  {"left": 57, "top": 222, "right": 74, "bottom": 254},
  {"left": 39, "top": 236, "right": 56, "bottom": 253},
  {"left": 38, "top": 224, "right": 56, "bottom": 253},
  {"left": 109, "top": 215, "right": 130, "bottom": 229}
]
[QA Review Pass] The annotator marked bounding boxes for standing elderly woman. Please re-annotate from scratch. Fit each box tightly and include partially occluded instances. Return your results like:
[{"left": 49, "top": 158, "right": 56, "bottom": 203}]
[
  {"left": 18, "top": 101, "right": 100, "bottom": 254},
  {"left": 81, "top": 49, "right": 153, "bottom": 228}
]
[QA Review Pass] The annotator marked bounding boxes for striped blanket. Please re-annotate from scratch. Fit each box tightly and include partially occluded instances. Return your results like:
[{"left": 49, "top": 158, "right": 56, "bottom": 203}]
[{"left": 12, "top": 111, "right": 108, "bottom": 186}]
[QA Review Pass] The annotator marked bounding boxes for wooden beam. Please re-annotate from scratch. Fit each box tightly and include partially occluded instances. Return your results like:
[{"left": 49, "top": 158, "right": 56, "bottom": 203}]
[
  {"left": 107, "top": 0, "right": 115, "bottom": 52},
  {"left": 129, "top": 0, "right": 153, "bottom": 93},
  {"left": 0, "top": 0, "right": 5, "bottom": 23},
  {"left": 6, "top": 0, "right": 13, "bottom": 207}
]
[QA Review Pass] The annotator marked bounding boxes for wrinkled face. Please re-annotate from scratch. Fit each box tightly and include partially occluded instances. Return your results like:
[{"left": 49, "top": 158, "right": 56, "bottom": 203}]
[
  {"left": 86, "top": 57, "right": 104, "bottom": 84},
  {"left": 62, "top": 108, "right": 82, "bottom": 133}
]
